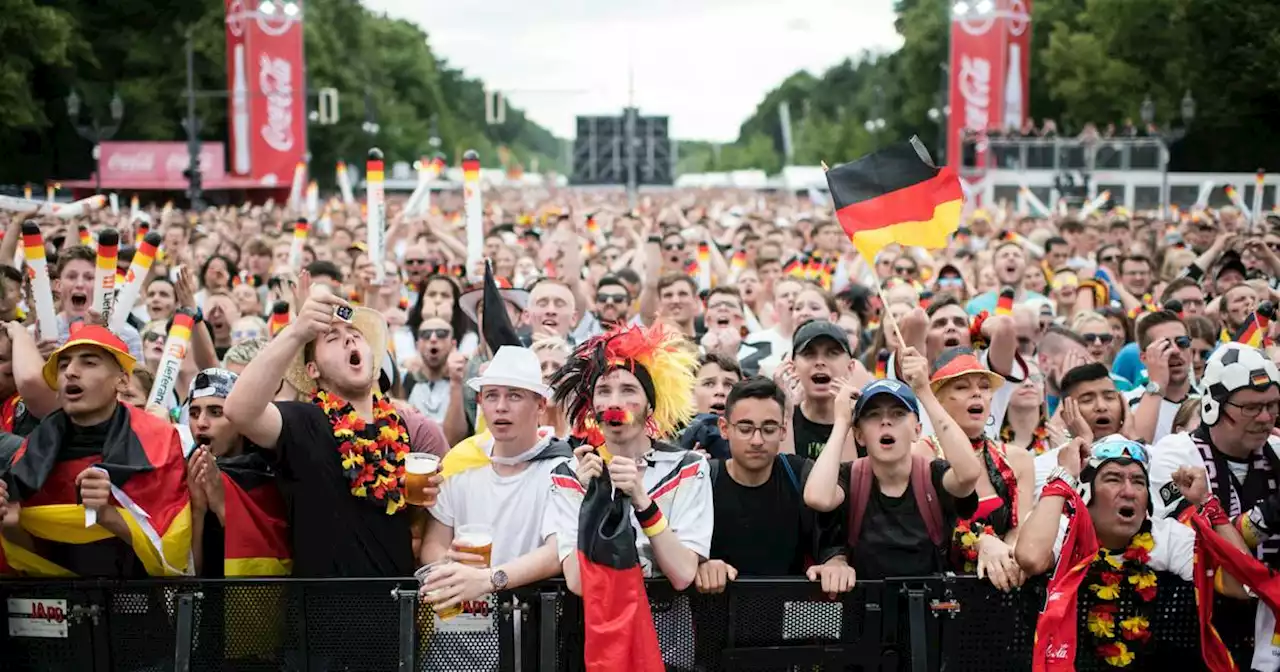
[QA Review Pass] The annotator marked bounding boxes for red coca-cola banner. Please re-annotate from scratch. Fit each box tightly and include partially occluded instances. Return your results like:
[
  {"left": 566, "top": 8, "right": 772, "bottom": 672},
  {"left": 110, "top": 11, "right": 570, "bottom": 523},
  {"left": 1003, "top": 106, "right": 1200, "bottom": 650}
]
[
  {"left": 96, "top": 142, "right": 227, "bottom": 188},
  {"left": 225, "top": 0, "right": 307, "bottom": 185},
  {"left": 946, "top": 0, "right": 1032, "bottom": 169}
]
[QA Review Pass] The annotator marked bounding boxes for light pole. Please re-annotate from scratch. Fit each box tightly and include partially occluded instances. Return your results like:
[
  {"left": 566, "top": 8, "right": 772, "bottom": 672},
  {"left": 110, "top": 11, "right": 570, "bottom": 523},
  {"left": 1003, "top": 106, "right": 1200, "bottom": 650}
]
[
  {"left": 864, "top": 85, "right": 887, "bottom": 147},
  {"left": 1143, "top": 90, "right": 1196, "bottom": 218},
  {"left": 361, "top": 88, "right": 381, "bottom": 138},
  {"left": 66, "top": 90, "right": 124, "bottom": 194}
]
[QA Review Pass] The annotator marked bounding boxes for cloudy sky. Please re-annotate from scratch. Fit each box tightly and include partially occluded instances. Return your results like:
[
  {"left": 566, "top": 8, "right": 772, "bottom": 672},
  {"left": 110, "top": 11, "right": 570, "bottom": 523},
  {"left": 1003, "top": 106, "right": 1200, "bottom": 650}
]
[{"left": 361, "top": 0, "right": 903, "bottom": 142}]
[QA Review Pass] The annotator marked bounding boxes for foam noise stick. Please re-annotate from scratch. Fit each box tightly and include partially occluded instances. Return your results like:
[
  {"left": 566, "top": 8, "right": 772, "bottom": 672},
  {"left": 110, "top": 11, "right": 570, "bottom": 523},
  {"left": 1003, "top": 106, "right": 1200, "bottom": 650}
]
[
  {"left": 108, "top": 193, "right": 119, "bottom": 216},
  {"left": 45, "top": 182, "right": 57, "bottom": 204},
  {"left": 22, "top": 184, "right": 31, "bottom": 200},
  {"left": 875, "top": 349, "right": 890, "bottom": 379},
  {"left": 147, "top": 310, "right": 195, "bottom": 407},
  {"left": 462, "top": 150, "right": 484, "bottom": 282},
  {"left": 92, "top": 229, "right": 120, "bottom": 322},
  {"left": 130, "top": 194, "right": 140, "bottom": 221},
  {"left": 268, "top": 300, "right": 291, "bottom": 336},
  {"left": 996, "top": 286, "right": 1016, "bottom": 316},
  {"left": 305, "top": 180, "right": 320, "bottom": 222},
  {"left": 696, "top": 242, "right": 711, "bottom": 291},
  {"left": 21, "top": 222, "right": 58, "bottom": 340},
  {"left": 336, "top": 160, "right": 355, "bottom": 205},
  {"left": 1252, "top": 170, "right": 1266, "bottom": 223},
  {"left": 135, "top": 220, "right": 149, "bottom": 247},
  {"left": 289, "top": 217, "right": 309, "bottom": 270},
  {"left": 288, "top": 161, "right": 307, "bottom": 213},
  {"left": 1225, "top": 184, "right": 1250, "bottom": 213},
  {"left": 110, "top": 232, "right": 161, "bottom": 333},
  {"left": 365, "top": 148, "right": 387, "bottom": 283},
  {"left": 0, "top": 195, "right": 105, "bottom": 219}
]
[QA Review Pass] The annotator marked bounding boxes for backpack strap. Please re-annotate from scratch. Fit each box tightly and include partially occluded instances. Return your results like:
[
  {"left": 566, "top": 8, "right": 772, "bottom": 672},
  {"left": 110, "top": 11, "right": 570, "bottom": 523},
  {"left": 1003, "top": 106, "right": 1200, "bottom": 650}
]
[
  {"left": 847, "top": 458, "right": 874, "bottom": 550},
  {"left": 709, "top": 458, "right": 722, "bottom": 486},
  {"left": 911, "top": 454, "right": 945, "bottom": 547},
  {"left": 777, "top": 454, "right": 801, "bottom": 495}
]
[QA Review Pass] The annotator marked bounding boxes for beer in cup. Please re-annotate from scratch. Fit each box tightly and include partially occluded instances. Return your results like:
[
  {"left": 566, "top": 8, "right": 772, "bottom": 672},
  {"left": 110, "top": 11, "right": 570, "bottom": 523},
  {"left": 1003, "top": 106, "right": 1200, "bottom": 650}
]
[
  {"left": 415, "top": 560, "right": 462, "bottom": 620},
  {"left": 453, "top": 524, "right": 494, "bottom": 568},
  {"left": 403, "top": 453, "right": 440, "bottom": 507}
]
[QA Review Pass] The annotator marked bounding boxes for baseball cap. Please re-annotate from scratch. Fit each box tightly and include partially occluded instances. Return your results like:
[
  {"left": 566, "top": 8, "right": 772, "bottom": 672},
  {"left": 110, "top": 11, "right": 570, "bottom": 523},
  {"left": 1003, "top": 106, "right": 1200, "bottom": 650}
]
[
  {"left": 792, "top": 319, "right": 852, "bottom": 356},
  {"left": 854, "top": 379, "right": 920, "bottom": 418},
  {"left": 189, "top": 368, "right": 239, "bottom": 401},
  {"left": 1216, "top": 252, "right": 1247, "bottom": 282}
]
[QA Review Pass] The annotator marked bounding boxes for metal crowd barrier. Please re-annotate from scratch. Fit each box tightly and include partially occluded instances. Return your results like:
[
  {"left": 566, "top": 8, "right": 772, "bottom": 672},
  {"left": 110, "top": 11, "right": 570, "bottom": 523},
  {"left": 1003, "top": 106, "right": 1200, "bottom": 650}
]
[{"left": 0, "top": 573, "right": 1249, "bottom": 671}]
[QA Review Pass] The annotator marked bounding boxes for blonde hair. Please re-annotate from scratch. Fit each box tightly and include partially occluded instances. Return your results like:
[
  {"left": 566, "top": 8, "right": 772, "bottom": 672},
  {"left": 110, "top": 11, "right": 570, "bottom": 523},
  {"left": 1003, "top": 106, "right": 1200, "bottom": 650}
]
[
  {"left": 530, "top": 335, "right": 572, "bottom": 357},
  {"left": 1071, "top": 311, "right": 1110, "bottom": 333}
]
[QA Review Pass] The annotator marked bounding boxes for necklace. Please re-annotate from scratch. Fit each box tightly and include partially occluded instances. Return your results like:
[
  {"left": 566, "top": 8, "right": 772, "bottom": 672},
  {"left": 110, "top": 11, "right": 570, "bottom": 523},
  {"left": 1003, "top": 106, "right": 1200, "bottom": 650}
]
[
  {"left": 314, "top": 390, "right": 411, "bottom": 515},
  {"left": 1084, "top": 529, "right": 1157, "bottom": 667}
]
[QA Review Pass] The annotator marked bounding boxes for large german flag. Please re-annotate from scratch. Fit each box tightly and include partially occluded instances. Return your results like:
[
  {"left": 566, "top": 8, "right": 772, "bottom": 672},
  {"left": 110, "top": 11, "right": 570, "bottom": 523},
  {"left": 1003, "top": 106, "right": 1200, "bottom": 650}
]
[
  {"left": 826, "top": 137, "right": 963, "bottom": 263},
  {"left": 0, "top": 404, "right": 191, "bottom": 577},
  {"left": 218, "top": 453, "right": 291, "bottom": 576}
]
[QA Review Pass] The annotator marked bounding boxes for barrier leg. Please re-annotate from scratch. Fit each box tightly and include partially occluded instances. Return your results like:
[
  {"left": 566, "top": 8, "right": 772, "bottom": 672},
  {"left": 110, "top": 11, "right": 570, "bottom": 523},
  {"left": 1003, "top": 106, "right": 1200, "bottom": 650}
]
[
  {"left": 173, "top": 592, "right": 195, "bottom": 672},
  {"left": 394, "top": 586, "right": 416, "bottom": 672},
  {"left": 539, "top": 591, "right": 558, "bottom": 672},
  {"left": 906, "top": 587, "right": 928, "bottom": 672}
]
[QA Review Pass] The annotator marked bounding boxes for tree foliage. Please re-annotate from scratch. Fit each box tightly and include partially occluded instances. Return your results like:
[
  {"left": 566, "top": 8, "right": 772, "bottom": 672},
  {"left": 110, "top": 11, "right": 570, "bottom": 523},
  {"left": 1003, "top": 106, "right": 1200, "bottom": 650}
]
[
  {"left": 694, "top": 0, "right": 1280, "bottom": 174},
  {"left": 0, "top": 0, "right": 563, "bottom": 187}
]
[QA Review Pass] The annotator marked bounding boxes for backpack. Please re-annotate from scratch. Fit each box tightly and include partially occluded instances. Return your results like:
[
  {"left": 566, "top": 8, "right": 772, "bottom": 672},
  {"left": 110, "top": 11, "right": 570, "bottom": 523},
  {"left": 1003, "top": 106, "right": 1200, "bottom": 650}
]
[
  {"left": 846, "top": 454, "right": 945, "bottom": 551},
  {"left": 708, "top": 454, "right": 802, "bottom": 495}
]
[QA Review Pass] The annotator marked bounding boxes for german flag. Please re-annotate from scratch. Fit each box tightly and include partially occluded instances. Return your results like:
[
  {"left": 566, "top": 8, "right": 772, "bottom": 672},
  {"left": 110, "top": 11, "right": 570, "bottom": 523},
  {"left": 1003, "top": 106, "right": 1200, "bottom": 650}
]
[
  {"left": 996, "top": 287, "right": 1015, "bottom": 316},
  {"left": 578, "top": 469, "right": 664, "bottom": 672},
  {"left": 78, "top": 225, "right": 91, "bottom": 247},
  {"left": 1235, "top": 312, "right": 1266, "bottom": 349},
  {"left": 218, "top": 453, "right": 291, "bottom": 576},
  {"left": 782, "top": 255, "right": 804, "bottom": 277},
  {"left": 730, "top": 250, "right": 747, "bottom": 272},
  {"left": 827, "top": 137, "right": 962, "bottom": 263},
  {"left": 874, "top": 349, "right": 889, "bottom": 379},
  {"left": 268, "top": 301, "right": 290, "bottom": 337},
  {"left": 0, "top": 404, "right": 191, "bottom": 576}
]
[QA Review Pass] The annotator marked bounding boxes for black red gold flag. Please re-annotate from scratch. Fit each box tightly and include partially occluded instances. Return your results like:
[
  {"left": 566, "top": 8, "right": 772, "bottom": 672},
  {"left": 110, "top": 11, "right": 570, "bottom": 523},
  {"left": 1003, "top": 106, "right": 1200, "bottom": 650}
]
[{"left": 219, "top": 453, "right": 291, "bottom": 576}]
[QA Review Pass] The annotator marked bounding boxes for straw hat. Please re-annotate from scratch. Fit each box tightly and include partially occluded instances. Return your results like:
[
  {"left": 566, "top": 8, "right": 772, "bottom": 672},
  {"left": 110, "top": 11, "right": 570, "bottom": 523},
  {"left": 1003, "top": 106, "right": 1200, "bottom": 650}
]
[{"left": 283, "top": 306, "right": 388, "bottom": 396}]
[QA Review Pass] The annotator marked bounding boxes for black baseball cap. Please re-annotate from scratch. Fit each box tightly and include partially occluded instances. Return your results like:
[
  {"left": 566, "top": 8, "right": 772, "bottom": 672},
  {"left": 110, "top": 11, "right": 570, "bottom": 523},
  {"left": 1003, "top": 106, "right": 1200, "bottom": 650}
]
[
  {"left": 1216, "top": 252, "right": 1247, "bottom": 282},
  {"left": 792, "top": 319, "right": 852, "bottom": 356}
]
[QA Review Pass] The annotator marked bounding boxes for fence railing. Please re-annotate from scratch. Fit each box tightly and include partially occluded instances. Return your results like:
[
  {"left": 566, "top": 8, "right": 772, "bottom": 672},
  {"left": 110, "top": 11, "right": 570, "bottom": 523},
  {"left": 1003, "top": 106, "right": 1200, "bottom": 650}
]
[
  {"left": 960, "top": 137, "right": 1168, "bottom": 172},
  {"left": 0, "top": 573, "right": 1255, "bottom": 671}
]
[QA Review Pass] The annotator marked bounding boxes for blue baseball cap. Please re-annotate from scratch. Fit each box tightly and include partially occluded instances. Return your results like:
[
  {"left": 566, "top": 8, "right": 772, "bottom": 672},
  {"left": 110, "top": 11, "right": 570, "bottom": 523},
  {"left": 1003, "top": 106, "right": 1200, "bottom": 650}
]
[{"left": 854, "top": 379, "right": 920, "bottom": 419}]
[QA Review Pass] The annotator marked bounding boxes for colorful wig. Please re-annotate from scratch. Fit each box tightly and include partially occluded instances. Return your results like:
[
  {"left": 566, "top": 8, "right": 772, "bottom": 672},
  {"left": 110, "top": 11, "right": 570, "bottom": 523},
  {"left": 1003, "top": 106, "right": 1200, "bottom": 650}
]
[{"left": 551, "top": 323, "right": 696, "bottom": 445}]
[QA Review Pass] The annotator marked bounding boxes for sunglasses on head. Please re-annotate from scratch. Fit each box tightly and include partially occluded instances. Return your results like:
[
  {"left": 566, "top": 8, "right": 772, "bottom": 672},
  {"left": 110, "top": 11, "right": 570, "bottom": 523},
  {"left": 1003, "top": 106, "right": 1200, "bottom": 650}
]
[
  {"left": 1090, "top": 439, "right": 1149, "bottom": 467},
  {"left": 418, "top": 328, "right": 452, "bottom": 339},
  {"left": 596, "top": 293, "right": 629, "bottom": 305}
]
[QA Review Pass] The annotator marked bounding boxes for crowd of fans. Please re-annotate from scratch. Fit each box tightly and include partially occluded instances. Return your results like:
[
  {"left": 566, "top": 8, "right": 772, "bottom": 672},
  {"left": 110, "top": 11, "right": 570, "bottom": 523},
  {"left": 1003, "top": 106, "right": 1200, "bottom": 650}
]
[{"left": 1, "top": 188, "right": 1279, "bottom": 670}]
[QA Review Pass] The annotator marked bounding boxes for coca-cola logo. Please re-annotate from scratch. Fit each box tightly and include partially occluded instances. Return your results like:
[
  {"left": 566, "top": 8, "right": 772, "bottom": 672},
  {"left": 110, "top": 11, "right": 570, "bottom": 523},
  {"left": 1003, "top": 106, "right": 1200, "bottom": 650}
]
[
  {"left": 1045, "top": 643, "right": 1069, "bottom": 660},
  {"left": 255, "top": 2, "right": 300, "bottom": 37},
  {"left": 226, "top": 0, "right": 246, "bottom": 37},
  {"left": 1008, "top": 0, "right": 1030, "bottom": 36},
  {"left": 107, "top": 153, "right": 157, "bottom": 173},
  {"left": 958, "top": 55, "right": 991, "bottom": 132},
  {"left": 259, "top": 54, "right": 295, "bottom": 153}
]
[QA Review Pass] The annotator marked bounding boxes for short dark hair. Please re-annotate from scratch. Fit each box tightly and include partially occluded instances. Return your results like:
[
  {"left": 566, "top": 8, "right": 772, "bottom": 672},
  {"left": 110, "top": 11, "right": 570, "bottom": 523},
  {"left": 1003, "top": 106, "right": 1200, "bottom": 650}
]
[
  {"left": 1045, "top": 236, "right": 1068, "bottom": 252},
  {"left": 724, "top": 376, "right": 785, "bottom": 419},
  {"left": 1135, "top": 310, "right": 1184, "bottom": 350},
  {"left": 796, "top": 283, "right": 838, "bottom": 313},
  {"left": 699, "top": 352, "right": 743, "bottom": 380},
  {"left": 657, "top": 274, "right": 696, "bottom": 295},
  {"left": 926, "top": 294, "right": 963, "bottom": 318},
  {"left": 1040, "top": 325, "right": 1088, "bottom": 353},
  {"left": 1120, "top": 255, "right": 1151, "bottom": 274},
  {"left": 1184, "top": 315, "right": 1217, "bottom": 343},
  {"left": 812, "top": 220, "right": 840, "bottom": 236},
  {"left": 755, "top": 255, "right": 781, "bottom": 270},
  {"left": 706, "top": 286, "right": 742, "bottom": 306},
  {"left": 306, "top": 260, "right": 344, "bottom": 283},
  {"left": 614, "top": 268, "right": 641, "bottom": 287},
  {"left": 0, "top": 265, "right": 22, "bottom": 284},
  {"left": 54, "top": 246, "right": 95, "bottom": 278},
  {"left": 1160, "top": 277, "right": 1199, "bottom": 305},
  {"left": 596, "top": 274, "right": 630, "bottom": 297},
  {"left": 1059, "top": 219, "right": 1083, "bottom": 235},
  {"left": 1060, "top": 362, "right": 1112, "bottom": 398}
]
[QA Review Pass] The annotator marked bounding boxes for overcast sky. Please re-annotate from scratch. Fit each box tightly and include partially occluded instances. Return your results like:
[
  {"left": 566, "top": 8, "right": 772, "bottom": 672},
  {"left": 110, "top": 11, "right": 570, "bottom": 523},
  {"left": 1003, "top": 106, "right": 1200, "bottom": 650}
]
[{"left": 361, "top": 0, "right": 903, "bottom": 142}]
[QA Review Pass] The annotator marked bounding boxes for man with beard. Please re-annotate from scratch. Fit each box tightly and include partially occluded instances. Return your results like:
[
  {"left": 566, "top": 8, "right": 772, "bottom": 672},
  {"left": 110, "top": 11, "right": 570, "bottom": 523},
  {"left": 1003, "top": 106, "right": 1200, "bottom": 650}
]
[
  {"left": 679, "top": 354, "right": 743, "bottom": 460},
  {"left": 571, "top": 275, "right": 634, "bottom": 341},
  {"left": 1032, "top": 363, "right": 1128, "bottom": 496},
  {"left": 965, "top": 241, "right": 1047, "bottom": 316},
  {"left": 1150, "top": 344, "right": 1280, "bottom": 668},
  {"left": 1126, "top": 310, "right": 1194, "bottom": 445},
  {"left": 224, "top": 281, "right": 443, "bottom": 578},
  {"left": 404, "top": 317, "right": 455, "bottom": 423},
  {"left": 54, "top": 246, "right": 144, "bottom": 360},
  {"left": 184, "top": 369, "right": 290, "bottom": 578}
]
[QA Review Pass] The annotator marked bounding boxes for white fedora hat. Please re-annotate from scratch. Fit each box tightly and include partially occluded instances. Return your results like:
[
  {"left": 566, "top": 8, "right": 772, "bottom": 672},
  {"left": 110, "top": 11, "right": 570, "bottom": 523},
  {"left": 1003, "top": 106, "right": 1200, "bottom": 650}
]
[{"left": 466, "top": 346, "right": 553, "bottom": 399}]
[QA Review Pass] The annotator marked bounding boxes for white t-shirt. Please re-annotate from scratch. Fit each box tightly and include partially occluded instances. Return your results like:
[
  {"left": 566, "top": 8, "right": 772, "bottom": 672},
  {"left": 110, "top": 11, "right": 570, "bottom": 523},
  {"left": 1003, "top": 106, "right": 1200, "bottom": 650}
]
[
  {"left": 1052, "top": 514, "right": 1195, "bottom": 581},
  {"left": 739, "top": 327, "right": 791, "bottom": 379},
  {"left": 544, "top": 446, "right": 713, "bottom": 574},
  {"left": 1123, "top": 387, "right": 1188, "bottom": 446},
  {"left": 429, "top": 434, "right": 570, "bottom": 565}
]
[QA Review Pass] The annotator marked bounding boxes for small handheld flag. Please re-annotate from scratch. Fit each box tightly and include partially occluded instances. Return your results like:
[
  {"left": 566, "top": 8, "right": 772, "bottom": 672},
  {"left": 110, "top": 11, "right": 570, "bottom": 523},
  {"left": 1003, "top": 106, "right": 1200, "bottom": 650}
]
[
  {"left": 996, "top": 286, "right": 1015, "bottom": 316},
  {"left": 825, "top": 137, "right": 962, "bottom": 263},
  {"left": 366, "top": 148, "right": 387, "bottom": 283},
  {"left": 268, "top": 301, "right": 291, "bottom": 337},
  {"left": 21, "top": 222, "right": 58, "bottom": 340},
  {"left": 147, "top": 310, "right": 195, "bottom": 406},
  {"left": 135, "top": 221, "right": 150, "bottom": 247},
  {"left": 78, "top": 225, "right": 91, "bottom": 247},
  {"left": 93, "top": 229, "right": 120, "bottom": 323}
]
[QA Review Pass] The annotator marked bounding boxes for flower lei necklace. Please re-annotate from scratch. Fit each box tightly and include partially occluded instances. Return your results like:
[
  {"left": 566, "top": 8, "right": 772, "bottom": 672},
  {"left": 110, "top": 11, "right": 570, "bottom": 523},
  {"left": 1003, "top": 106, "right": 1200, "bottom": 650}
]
[
  {"left": 314, "top": 390, "right": 411, "bottom": 515},
  {"left": 954, "top": 520, "right": 995, "bottom": 572},
  {"left": 1085, "top": 530, "right": 1157, "bottom": 667}
]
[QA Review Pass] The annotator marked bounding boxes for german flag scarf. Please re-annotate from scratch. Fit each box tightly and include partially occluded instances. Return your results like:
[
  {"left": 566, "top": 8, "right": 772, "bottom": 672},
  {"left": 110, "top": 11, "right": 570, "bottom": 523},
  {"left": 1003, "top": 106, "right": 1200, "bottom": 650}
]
[
  {"left": 1033, "top": 479, "right": 1100, "bottom": 671},
  {"left": 218, "top": 452, "right": 291, "bottom": 576},
  {"left": 0, "top": 403, "right": 191, "bottom": 576}
]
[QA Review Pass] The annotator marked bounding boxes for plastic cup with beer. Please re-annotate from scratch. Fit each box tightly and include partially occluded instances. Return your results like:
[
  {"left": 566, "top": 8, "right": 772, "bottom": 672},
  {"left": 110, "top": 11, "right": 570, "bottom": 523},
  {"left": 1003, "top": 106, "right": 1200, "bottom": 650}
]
[
  {"left": 453, "top": 524, "right": 494, "bottom": 568},
  {"left": 416, "top": 560, "right": 463, "bottom": 620},
  {"left": 403, "top": 453, "right": 440, "bottom": 507}
]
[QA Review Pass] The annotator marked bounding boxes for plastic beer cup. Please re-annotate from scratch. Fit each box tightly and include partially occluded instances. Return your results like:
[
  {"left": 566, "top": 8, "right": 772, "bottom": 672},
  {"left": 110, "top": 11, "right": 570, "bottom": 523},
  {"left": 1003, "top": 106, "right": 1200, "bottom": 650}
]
[
  {"left": 403, "top": 453, "right": 440, "bottom": 506},
  {"left": 453, "top": 524, "right": 494, "bottom": 568},
  {"left": 416, "top": 560, "right": 462, "bottom": 620}
]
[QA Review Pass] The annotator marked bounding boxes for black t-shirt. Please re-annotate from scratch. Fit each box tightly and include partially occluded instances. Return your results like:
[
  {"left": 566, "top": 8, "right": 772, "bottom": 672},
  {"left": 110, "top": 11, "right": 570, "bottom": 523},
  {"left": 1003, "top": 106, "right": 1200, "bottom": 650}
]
[
  {"left": 272, "top": 401, "right": 415, "bottom": 578},
  {"left": 709, "top": 455, "right": 813, "bottom": 575},
  {"left": 792, "top": 407, "right": 834, "bottom": 460},
  {"left": 830, "top": 459, "right": 979, "bottom": 580}
]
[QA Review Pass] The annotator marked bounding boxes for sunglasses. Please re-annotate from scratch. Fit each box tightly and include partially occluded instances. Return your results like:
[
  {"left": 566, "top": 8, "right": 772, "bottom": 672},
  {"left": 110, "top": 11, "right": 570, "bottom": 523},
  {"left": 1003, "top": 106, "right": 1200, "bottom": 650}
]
[
  {"left": 893, "top": 266, "right": 917, "bottom": 275},
  {"left": 1090, "top": 438, "right": 1150, "bottom": 466},
  {"left": 405, "top": 258, "right": 427, "bottom": 265},
  {"left": 663, "top": 241, "right": 686, "bottom": 252},
  {"left": 144, "top": 332, "right": 166, "bottom": 344},
  {"left": 937, "top": 277, "right": 964, "bottom": 288},
  {"left": 1172, "top": 335, "right": 1192, "bottom": 349},
  {"left": 418, "top": 328, "right": 452, "bottom": 339},
  {"left": 1099, "top": 255, "right": 1118, "bottom": 264},
  {"left": 596, "top": 293, "right": 629, "bottom": 305},
  {"left": 1083, "top": 333, "right": 1114, "bottom": 345}
]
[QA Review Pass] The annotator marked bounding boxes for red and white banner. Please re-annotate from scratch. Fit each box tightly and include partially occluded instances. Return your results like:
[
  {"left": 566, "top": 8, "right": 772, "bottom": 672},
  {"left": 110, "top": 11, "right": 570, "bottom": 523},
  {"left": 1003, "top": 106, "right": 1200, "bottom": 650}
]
[
  {"left": 225, "top": 0, "right": 307, "bottom": 185},
  {"left": 96, "top": 142, "right": 226, "bottom": 189},
  {"left": 946, "top": 0, "right": 1032, "bottom": 168}
]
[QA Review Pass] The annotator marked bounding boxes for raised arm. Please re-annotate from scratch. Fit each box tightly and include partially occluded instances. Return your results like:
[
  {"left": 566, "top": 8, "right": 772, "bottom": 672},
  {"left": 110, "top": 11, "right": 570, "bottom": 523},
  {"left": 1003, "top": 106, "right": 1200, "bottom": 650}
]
[
  {"left": 803, "top": 379, "right": 857, "bottom": 513},
  {"left": 6, "top": 322, "right": 58, "bottom": 418},
  {"left": 1015, "top": 438, "right": 1088, "bottom": 575},
  {"left": 900, "top": 347, "right": 982, "bottom": 496}
]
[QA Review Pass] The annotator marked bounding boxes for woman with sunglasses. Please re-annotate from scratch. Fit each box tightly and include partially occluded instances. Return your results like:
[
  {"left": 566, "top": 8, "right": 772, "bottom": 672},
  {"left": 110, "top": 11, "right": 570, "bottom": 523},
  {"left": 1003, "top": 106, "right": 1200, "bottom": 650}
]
[
  {"left": 1073, "top": 312, "right": 1120, "bottom": 367},
  {"left": 1002, "top": 360, "right": 1051, "bottom": 456},
  {"left": 932, "top": 264, "right": 970, "bottom": 303}
]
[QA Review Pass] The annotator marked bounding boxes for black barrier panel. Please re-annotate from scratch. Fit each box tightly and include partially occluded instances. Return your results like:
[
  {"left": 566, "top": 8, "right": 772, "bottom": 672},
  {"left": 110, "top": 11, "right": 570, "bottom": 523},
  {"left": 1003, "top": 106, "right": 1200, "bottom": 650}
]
[{"left": 0, "top": 574, "right": 1255, "bottom": 672}]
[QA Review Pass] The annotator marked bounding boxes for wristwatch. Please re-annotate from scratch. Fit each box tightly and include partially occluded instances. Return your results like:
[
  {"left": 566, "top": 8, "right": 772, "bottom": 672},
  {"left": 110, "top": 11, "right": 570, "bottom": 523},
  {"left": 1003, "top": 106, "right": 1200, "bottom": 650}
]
[
  {"left": 490, "top": 568, "right": 509, "bottom": 591},
  {"left": 1047, "top": 466, "right": 1080, "bottom": 490},
  {"left": 1143, "top": 381, "right": 1163, "bottom": 397}
]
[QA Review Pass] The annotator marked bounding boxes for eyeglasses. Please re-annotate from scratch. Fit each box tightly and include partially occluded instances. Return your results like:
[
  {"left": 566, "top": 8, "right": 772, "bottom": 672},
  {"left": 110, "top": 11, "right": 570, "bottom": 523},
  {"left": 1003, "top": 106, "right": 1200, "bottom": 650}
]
[
  {"left": 1225, "top": 400, "right": 1280, "bottom": 419},
  {"left": 732, "top": 422, "right": 783, "bottom": 440},
  {"left": 596, "top": 293, "right": 629, "bottom": 305},
  {"left": 1172, "top": 336, "right": 1191, "bottom": 349},
  {"left": 1192, "top": 348, "right": 1212, "bottom": 362},
  {"left": 1083, "top": 333, "right": 1114, "bottom": 345},
  {"left": 418, "top": 328, "right": 452, "bottom": 340},
  {"left": 663, "top": 241, "right": 686, "bottom": 252}
]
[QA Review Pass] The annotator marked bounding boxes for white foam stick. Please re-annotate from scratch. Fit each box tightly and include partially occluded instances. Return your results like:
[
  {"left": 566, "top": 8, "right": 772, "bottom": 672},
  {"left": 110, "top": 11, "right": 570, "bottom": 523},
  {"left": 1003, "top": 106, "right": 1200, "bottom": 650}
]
[
  {"left": 129, "top": 194, "right": 140, "bottom": 222},
  {"left": 108, "top": 193, "right": 120, "bottom": 216},
  {"left": 1252, "top": 171, "right": 1266, "bottom": 224},
  {"left": 1226, "top": 184, "right": 1250, "bottom": 213},
  {"left": 336, "top": 161, "right": 356, "bottom": 205},
  {"left": 0, "top": 195, "right": 105, "bottom": 219},
  {"left": 289, "top": 219, "right": 309, "bottom": 270},
  {"left": 92, "top": 229, "right": 120, "bottom": 323},
  {"left": 402, "top": 165, "right": 430, "bottom": 218},
  {"left": 147, "top": 311, "right": 195, "bottom": 407},
  {"left": 287, "top": 162, "right": 306, "bottom": 213},
  {"left": 366, "top": 148, "right": 387, "bottom": 282},
  {"left": 20, "top": 222, "right": 58, "bottom": 340},
  {"left": 1018, "top": 185, "right": 1052, "bottom": 217},
  {"left": 110, "top": 232, "right": 161, "bottom": 333},
  {"left": 305, "top": 180, "right": 319, "bottom": 222},
  {"left": 462, "top": 150, "right": 484, "bottom": 281},
  {"left": 1079, "top": 190, "right": 1111, "bottom": 219},
  {"left": 1193, "top": 180, "right": 1215, "bottom": 210}
]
